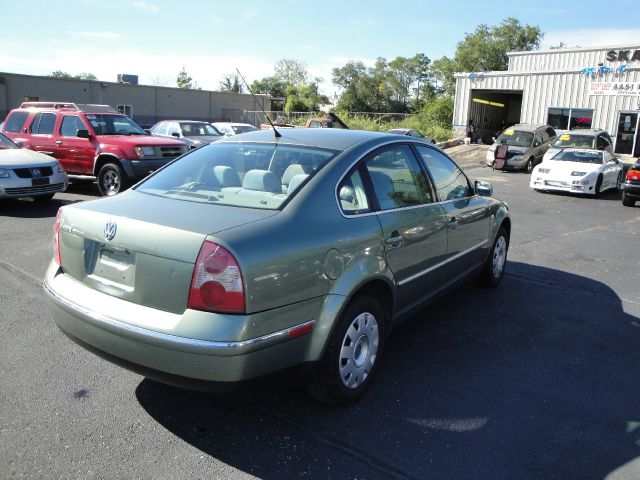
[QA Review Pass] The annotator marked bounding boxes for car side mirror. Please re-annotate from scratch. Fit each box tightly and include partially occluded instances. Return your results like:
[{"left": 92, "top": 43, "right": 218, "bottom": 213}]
[
  {"left": 76, "top": 129, "right": 92, "bottom": 139},
  {"left": 475, "top": 179, "right": 493, "bottom": 197},
  {"left": 171, "top": 132, "right": 180, "bottom": 138}
]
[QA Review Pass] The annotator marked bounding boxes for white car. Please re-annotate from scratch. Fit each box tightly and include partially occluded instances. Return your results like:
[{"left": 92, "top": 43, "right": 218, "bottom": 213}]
[
  {"left": 530, "top": 148, "right": 623, "bottom": 196},
  {"left": 211, "top": 122, "right": 259, "bottom": 136},
  {"left": 0, "top": 132, "right": 68, "bottom": 201},
  {"left": 541, "top": 129, "right": 614, "bottom": 163}
]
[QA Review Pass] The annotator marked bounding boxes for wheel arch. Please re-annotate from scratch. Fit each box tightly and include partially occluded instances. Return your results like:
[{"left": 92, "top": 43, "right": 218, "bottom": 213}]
[{"left": 93, "top": 154, "right": 122, "bottom": 176}]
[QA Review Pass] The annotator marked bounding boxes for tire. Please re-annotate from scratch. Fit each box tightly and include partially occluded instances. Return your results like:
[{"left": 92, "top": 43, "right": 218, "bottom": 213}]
[
  {"left": 526, "top": 157, "right": 535, "bottom": 173},
  {"left": 594, "top": 175, "right": 603, "bottom": 198},
  {"left": 97, "top": 163, "right": 128, "bottom": 197},
  {"left": 480, "top": 226, "right": 509, "bottom": 288},
  {"left": 616, "top": 171, "right": 623, "bottom": 191},
  {"left": 622, "top": 190, "right": 636, "bottom": 207},
  {"left": 307, "top": 294, "right": 386, "bottom": 405},
  {"left": 32, "top": 193, "right": 55, "bottom": 202}
]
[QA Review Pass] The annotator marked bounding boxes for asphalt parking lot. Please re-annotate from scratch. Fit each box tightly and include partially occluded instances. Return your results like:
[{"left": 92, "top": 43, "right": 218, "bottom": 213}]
[{"left": 1, "top": 168, "right": 639, "bottom": 480}]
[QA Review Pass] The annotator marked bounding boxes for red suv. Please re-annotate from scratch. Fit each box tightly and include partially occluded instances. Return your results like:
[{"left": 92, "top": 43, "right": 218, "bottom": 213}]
[{"left": 1, "top": 102, "right": 188, "bottom": 196}]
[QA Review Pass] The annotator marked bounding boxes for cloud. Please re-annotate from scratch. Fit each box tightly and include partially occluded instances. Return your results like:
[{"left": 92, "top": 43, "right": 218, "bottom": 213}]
[
  {"left": 73, "top": 31, "right": 124, "bottom": 39},
  {"left": 132, "top": 1, "right": 158, "bottom": 13},
  {"left": 542, "top": 29, "right": 640, "bottom": 49}
]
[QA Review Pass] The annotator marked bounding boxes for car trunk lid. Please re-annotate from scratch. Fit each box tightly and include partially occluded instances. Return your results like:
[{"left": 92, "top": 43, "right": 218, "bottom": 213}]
[{"left": 57, "top": 190, "right": 277, "bottom": 314}]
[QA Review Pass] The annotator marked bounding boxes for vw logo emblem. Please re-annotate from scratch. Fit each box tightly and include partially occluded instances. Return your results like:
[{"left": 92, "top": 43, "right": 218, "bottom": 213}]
[
  {"left": 32, "top": 168, "right": 41, "bottom": 177},
  {"left": 104, "top": 221, "right": 117, "bottom": 241}
]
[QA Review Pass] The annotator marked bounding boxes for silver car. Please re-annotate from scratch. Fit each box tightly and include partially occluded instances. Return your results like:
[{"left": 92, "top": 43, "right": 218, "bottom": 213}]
[
  {"left": 486, "top": 124, "right": 557, "bottom": 172},
  {"left": 0, "top": 132, "right": 68, "bottom": 201},
  {"left": 149, "top": 120, "right": 223, "bottom": 149}
]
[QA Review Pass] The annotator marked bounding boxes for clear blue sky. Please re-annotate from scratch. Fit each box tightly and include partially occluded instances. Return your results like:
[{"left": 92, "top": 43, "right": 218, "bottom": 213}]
[{"left": 3, "top": 0, "right": 640, "bottom": 96}]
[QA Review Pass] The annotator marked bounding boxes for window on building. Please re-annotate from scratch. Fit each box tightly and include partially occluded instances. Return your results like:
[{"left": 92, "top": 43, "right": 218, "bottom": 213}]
[
  {"left": 23, "top": 96, "right": 39, "bottom": 102},
  {"left": 116, "top": 105, "right": 133, "bottom": 117},
  {"left": 547, "top": 107, "right": 594, "bottom": 131}
]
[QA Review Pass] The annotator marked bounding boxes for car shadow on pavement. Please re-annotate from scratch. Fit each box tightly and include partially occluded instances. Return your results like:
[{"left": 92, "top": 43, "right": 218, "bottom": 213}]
[
  {"left": 136, "top": 261, "right": 640, "bottom": 480},
  {"left": 0, "top": 197, "right": 71, "bottom": 218}
]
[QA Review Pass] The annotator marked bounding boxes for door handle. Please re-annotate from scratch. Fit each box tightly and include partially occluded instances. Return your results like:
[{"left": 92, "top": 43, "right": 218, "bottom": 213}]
[
  {"left": 448, "top": 216, "right": 458, "bottom": 230},
  {"left": 385, "top": 230, "right": 403, "bottom": 247},
  {"left": 55, "top": 141, "right": 62, "bottom": 145}
]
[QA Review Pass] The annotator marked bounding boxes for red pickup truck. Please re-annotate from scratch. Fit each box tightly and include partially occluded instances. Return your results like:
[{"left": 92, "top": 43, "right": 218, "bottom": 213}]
[{"left": 1, "top": 102, "right": 188, "bottom": 196}]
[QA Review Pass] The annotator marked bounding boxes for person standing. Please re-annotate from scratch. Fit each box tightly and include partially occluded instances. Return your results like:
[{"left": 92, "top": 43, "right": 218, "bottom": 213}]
[{"left": 465, "top": 119, "right": 475, "bottom": 144}]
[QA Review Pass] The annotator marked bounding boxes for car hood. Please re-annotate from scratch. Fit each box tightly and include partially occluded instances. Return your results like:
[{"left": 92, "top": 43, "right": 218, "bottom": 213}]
[
  {"left": 95, "top": 135, "right": 185, "bottom": 147},
  {"left": 539, "top": 160, "right": 602, "bottom": 175},
  {"left": 0, "top": 148, "right": 58, "bottom": 168}
]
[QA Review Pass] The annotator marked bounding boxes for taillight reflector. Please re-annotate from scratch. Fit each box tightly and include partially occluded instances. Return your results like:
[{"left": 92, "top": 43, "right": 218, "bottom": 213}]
[
  {"left": 53, "top": 208, "right": 63, "bottom": 266},
  {"left": 626, "top": 168, "right": 640, "bottom": 181},
  {"left": 188, "top": 241, "right": 245, "bottom": 314}
]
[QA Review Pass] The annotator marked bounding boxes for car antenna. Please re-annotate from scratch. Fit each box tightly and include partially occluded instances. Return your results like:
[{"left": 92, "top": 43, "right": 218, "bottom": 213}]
[{"left": 236, "top": 68, "right": 281, "bottom": 138}]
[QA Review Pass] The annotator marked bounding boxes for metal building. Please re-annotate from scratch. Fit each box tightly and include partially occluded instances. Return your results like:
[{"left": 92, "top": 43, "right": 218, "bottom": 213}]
[
  {"left": 454, "top": 44, "right": 640, "bottom": 162},
  {"left": 0, "top": 72, "right": 271, "bottom": 128}
]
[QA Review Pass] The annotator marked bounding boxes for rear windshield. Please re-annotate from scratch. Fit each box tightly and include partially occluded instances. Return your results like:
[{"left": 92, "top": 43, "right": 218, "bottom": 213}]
[
  {"left": 552, "top": 134, "right": 596, "bottom": 149},
  {"left": 496, "top": 130, "right": 534, "bottom": 147},
  {"left": 552, "top": 150, "right": 603, "bottom": 164},
  {"left": 136, "top": 142, "right": 339, "bottom": 209}
]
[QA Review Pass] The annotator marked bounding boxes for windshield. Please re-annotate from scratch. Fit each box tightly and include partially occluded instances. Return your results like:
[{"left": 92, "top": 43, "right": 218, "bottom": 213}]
[
  {"left": 0, "top": 132, "right": 18, "bottom": 149},
  {"left": 136, "top": 142, "right": 339, "bottom": 210},
  {"left": 85, "top": 114, "right": 147, "bottom": 135},
  {"left": 552, "top": 134, "right": 596, "bottom": 149},
  {"left": 180, "top": 122, "right": 221, "bottom": 137},
  {"left": 552, "top": 150, "right": 603, "bottom": 164},
  {"left": 496, "top": 130, "right": 534, "bottom": 148},
  {"left": 232, "top": 125, "right": 258, "bottom": 134}
]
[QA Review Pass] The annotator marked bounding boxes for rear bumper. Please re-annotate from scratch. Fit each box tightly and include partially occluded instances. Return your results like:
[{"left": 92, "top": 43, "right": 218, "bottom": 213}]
[
  {"left": 44, "top": 265, "right": 318, "bottom": 386},
  {"left": 622, "top": 181, "right": 640, "bottom": 198}
]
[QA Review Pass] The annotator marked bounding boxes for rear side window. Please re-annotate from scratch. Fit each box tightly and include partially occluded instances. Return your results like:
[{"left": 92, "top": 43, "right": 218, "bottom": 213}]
[
  {"left": 4, "top": 111, "right": 29, "bottom": 133},
  {"left": 338, "top": 168, "right": 370, "bottom": 215},
  {"left": 416, "top": 146, "right": 472, "bottom": 201},
  {"left": 30, "top": 112, "right": 57, "bottom": 134},
  {"left": 364, "top": 144, "right": 433, "bottom": 210}
]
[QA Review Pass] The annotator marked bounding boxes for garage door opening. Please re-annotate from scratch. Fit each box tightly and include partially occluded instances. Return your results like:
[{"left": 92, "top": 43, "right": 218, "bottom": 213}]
[{"left": 468, "top": 90, "right": 522, "bottom": 144}]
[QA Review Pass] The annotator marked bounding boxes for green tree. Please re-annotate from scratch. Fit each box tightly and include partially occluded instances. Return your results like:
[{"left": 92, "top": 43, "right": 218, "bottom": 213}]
[
  {"left": 431, "top": 56, "right": 457, "bottom": 97},
  {"left": 176, "top": 66, "right": 193, "bottom": 89},
  {"left": 250, "top": 75, "right": 286, "bottom": 98},
  {"left": 219, "top": 73, "right": 243, "bottom": 93},
  {"left": 274, "top": 58, "right": 309, "bottom": 87},
  {"left": 455, "top": 17, "right": 542, "bottom": 72},
  {"left": 50, "top": 71, "right": 97, "bottom": 80}
]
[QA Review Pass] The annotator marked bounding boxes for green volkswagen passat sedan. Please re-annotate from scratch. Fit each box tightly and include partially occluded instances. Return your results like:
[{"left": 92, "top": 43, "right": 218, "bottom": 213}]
[{"left": 44, "top": 128, "right": 510, "bottom": 404}]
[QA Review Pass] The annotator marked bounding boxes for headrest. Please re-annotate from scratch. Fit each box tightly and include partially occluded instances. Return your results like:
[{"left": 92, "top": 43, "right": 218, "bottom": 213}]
[
  {"left": 213, "top": 166, "right": 240, "bottom": 187},
  {"left": 242, "top": 169, "right": 281, "bottom": 193},
  {"left": 282, "top": 164, "right": 306, "bottom": 186},
  {"left": 287, "top": 173, "right": 309, "bottom": 195}
]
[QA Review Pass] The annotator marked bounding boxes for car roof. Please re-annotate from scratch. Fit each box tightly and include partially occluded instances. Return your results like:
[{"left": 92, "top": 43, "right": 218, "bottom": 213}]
[
  {"left": 563, "top": 129, "right": 605, "bottom": 136},
  {"left": 158, "top": 120, "right": 210, "bottom": 124},
  {"left": 212, "top": 122, "right": 254, "bottom": 126},
  {"left": 508, "top": 123, "right": 551, "bottom": 132},
  {"left": 219, "top": 127, "right": 401, "bottom": 151}
]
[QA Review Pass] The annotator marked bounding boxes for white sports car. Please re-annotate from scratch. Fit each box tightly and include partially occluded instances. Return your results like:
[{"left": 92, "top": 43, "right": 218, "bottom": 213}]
[{"left": 530, "top": 148, "right": 623, "bottom": 196}]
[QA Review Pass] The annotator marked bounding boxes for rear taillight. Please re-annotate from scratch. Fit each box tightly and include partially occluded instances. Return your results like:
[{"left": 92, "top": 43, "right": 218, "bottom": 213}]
[
  {"left": 188, "top": 241, "right": 245, "bottom": 314},
  {"left": 626, "top": 168, "right": 640, "bottom": 181},
  {"left": 53, "top": 208, "right": 63, "bottom": 266}
]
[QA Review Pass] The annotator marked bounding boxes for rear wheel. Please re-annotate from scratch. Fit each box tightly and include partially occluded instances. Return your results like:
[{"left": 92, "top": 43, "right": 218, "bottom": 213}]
[
  {"left": 97, "top": 162, "right": 128, "bottom": 197},
  {"left": 480, "top": 226, "right": 509, "bottom": 288},
  {"left": 307, "top": 294, "right": 385, "bottom": 405},
  {"left": 622, "top": 190, "right": 636, "bottom": 207}
]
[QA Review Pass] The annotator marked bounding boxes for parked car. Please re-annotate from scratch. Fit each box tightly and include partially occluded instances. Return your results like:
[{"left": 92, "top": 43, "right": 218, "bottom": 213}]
[
  {"left": 486, "top": 124, "right": 557, "bottom": 172},
  {"left": 542, "top": 129, "right": 613, "bottom": 162},
  {"left": 0, "top": 131, "right": 68, "bottom": 201},
  {"left": 530, "top": 148, "right": 623, "bottom": 196},
  {"left": 150, "top": 120, "right": 223, "bottom": 148},
  {"left": 621, "top": 160, "right": 640, "bottom": 207},
  {"left": 2, "top": 102, "right": 188, "bottom": 196},
  {"left": 211, "top": 122, "right": 259, "bottom": 136},
  {"left": 43, "top": 128, "right": 510, "bottom": 404},
  {"left": 387, "top": 128, "right": 435, "bottom": 144}
]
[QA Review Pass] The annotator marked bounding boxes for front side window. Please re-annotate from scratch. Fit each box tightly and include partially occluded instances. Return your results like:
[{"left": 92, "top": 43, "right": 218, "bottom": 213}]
[
  {"left": 30, "top": 112, "right": 56, "bottom": 135},
  {"left": 84, "top": 114, "right": 146, "bottom": 136},
  {"left": 4, "top": 111, "right": 29, "bottom": 133},
  {"left": 416, "top": 145, "right": 472, "bottom": 201},
  {"left": 364, "top": 144, "right": 433, "bottom": 211},
  {"left": 60, "top": 116, "right": 87, "bottom": 137},
  {"left": 136, "top": 142, "right": 338, "bottom": 210},
  {"left": 180, "top": 122, "right": 220, "bottom": 137}
]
